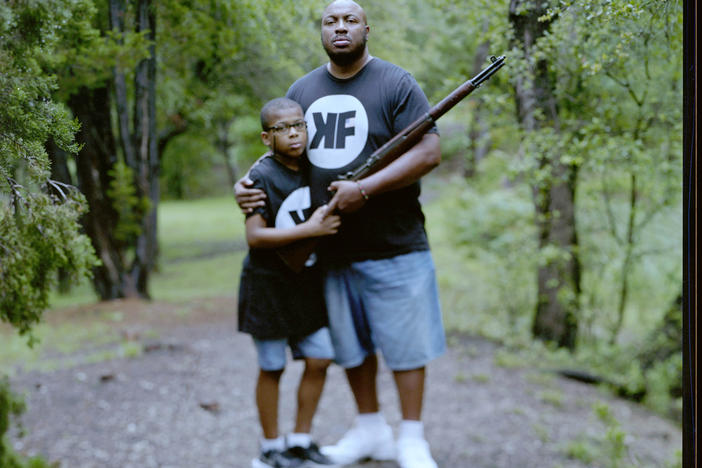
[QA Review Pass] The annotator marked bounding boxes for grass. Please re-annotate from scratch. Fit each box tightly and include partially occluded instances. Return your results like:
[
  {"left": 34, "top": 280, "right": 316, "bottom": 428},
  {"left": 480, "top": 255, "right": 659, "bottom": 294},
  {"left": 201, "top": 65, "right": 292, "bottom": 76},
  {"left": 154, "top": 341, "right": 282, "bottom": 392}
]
[
  {"left": 47, "top": 196, "right": 247, "bottom": 307},
  {"left": 3, "top": 176, "right": 684, "bottom": 419},
  {"left": 153, "top": 196, "right": 245, "bottom": 301},
  {"left": 3, "top": 196, "right": 248, "bottom": 373}
]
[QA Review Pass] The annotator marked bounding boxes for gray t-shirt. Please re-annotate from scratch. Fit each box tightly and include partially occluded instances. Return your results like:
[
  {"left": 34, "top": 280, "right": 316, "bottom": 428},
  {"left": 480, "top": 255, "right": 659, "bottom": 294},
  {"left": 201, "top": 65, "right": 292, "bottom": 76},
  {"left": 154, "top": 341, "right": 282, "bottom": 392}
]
[{"left": 287, "top": 58, "right": 436, "bottom": 263}]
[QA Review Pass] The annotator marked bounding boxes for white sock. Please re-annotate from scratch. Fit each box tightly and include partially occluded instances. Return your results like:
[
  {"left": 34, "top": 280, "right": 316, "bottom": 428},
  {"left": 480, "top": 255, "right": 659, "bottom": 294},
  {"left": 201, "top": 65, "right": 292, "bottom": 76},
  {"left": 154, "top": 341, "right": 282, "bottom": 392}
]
[
  {"left": 398, "top": 420, "right": 424, "bottom": 440},
  {"left": 356, "top": 412, "right": 386, "bottom": 428},
  {"left": 260, "top": 436, "right": 285, "bottom": 452},
  {"left": 287, "top": 432, "right": 312, "bottom": 448}
]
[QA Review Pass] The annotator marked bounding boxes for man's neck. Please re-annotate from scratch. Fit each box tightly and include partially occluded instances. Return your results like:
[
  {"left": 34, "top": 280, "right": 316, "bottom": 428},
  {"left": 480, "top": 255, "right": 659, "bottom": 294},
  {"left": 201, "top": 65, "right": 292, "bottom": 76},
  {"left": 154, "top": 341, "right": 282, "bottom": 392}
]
[{"left": 327, "top": 51, "right": 373, "bottom": 79}]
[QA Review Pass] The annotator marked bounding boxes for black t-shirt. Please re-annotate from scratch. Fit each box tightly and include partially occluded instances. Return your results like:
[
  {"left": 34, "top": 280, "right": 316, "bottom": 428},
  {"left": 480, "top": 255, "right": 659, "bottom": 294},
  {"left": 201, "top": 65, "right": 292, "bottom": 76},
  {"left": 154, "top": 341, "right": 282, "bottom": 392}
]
[
  {"left": 237, "top": 155, "right": 327, "bottom": 340},
  {"left": 287, "top": 58, "right": 436, "bottom": 263}
]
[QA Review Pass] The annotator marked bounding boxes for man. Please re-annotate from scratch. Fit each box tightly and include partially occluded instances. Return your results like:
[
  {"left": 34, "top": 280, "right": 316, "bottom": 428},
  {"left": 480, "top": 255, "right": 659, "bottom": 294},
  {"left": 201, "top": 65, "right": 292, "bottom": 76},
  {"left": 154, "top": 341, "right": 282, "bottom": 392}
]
[{"left": 236, "top": 2, "right": 445, "bottom": 467}]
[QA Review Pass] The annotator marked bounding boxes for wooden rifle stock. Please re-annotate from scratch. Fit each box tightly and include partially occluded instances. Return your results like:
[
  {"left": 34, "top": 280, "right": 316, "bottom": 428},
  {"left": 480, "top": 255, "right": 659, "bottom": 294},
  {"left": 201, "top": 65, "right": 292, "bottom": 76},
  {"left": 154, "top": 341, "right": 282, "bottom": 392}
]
[{"left": 278, "top": 55, "right": 506, "bottom": 272}]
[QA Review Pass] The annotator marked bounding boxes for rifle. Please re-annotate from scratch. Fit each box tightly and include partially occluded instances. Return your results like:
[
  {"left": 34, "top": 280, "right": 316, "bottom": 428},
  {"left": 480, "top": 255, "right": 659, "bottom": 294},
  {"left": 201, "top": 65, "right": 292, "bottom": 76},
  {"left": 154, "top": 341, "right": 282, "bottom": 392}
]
[{"left": 278, "top": 55, "right": 506, "bottom": 272}]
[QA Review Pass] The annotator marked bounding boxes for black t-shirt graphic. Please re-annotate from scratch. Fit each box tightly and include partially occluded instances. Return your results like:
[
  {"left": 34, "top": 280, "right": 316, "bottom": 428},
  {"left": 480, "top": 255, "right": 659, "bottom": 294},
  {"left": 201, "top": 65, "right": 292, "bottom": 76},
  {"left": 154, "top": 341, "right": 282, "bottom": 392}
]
[
  {"left": 287, "top": 58, "right": 437, "bottom": 263},
  {"left": 237, "top": 156, "right": 327, "bottom": 340}
]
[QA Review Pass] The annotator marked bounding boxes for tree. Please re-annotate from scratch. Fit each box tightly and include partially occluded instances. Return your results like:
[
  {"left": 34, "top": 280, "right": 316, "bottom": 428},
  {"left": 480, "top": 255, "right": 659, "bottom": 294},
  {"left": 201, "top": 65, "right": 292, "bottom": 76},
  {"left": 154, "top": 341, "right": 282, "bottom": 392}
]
[
  {"left": 1, "top": 1, "right": 98, "bottom": 465},
  {"left": 46, "top": 0, "right": 158, "bottom": 299},
  {"left": 508, "top": 0, "right": 580, "bottom": 349},
  {"left": 1, "top": 0, "right": 98, "bottom": 338}
]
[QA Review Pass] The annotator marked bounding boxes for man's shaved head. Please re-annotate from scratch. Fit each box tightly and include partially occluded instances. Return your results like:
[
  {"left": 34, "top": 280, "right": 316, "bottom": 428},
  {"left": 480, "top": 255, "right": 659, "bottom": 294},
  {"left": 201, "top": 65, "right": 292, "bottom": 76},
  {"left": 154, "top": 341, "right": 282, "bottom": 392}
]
[{"left": 322, "top": 0, "right": 367, "bottom": 25}]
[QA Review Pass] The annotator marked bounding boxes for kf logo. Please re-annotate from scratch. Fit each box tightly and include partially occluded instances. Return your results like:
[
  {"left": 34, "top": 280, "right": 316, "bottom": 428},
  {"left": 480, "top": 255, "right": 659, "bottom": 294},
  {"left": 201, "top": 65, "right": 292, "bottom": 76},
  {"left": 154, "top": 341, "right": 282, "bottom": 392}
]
[
  {"left": 275, "top": 187, "right": 312, "bottom": 229},
  {"left": 305, "top": 95, "right": 368, "bottom": 169}
]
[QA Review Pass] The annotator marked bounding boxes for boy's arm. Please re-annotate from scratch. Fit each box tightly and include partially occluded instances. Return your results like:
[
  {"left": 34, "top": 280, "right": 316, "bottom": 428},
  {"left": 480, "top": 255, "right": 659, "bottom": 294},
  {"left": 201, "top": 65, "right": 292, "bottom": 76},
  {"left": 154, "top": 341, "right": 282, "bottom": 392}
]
[{"left": 245, "top": 205, "right": 340, "bottom": 249}]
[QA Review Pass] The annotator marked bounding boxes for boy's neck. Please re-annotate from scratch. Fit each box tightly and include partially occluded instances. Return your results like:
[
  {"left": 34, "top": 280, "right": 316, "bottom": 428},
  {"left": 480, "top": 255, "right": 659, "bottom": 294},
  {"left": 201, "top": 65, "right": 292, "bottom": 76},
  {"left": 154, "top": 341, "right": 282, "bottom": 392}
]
[{"left": 272, "top": 152, "right": 300, "bottom": 171}]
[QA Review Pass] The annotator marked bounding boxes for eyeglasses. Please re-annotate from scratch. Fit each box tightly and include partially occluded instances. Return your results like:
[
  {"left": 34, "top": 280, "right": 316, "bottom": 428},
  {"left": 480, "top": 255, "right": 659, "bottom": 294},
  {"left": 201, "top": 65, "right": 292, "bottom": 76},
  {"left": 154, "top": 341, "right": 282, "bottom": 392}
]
[{"left": 266, "top": 120, "right": 307, "bottom": 134}]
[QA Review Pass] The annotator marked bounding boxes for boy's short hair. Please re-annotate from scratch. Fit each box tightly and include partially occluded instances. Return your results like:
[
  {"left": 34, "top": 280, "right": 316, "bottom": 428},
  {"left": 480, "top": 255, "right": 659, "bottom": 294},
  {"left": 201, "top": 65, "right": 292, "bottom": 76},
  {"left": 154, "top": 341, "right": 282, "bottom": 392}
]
[{"left": 260, "top": 97, "right": 302, "bottom": 130}]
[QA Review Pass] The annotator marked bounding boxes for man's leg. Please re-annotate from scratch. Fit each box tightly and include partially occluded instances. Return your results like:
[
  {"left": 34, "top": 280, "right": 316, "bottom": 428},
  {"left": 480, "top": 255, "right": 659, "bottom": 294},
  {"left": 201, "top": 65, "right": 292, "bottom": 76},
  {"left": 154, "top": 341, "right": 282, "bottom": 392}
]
[
  {"left": 358, "top": 252, "right": 444, "bottom": 468},
  {"left": 345, "top": 354, "right": 379, "bottom": 414},
  {"left": 321, "top": 268, "right": 395, "bottom": 464},
  {"left": 393, "top": 367, "right": 425, "bottom": 421}
]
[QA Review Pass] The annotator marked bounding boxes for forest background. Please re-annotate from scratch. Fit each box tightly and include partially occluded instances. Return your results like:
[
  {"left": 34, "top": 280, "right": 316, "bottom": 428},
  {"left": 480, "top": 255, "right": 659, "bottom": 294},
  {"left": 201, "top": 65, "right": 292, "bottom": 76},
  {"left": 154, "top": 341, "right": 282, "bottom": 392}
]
[{"left": 1, "top": 0, "right": 686, "bottom": 466}]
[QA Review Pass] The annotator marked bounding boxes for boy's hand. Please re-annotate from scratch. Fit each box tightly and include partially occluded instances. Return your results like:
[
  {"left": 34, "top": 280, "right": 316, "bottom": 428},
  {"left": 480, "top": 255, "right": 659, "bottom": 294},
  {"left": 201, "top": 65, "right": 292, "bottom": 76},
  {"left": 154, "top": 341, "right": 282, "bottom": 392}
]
[
  {"left": 305, "top": 204, "right": 341, "bottom": 236},
  {"left": 327, "top": 180, "right": 366, "bottom": 214},
  {"left": 234, "top": 176, "right": 266, "bottom": 214}
]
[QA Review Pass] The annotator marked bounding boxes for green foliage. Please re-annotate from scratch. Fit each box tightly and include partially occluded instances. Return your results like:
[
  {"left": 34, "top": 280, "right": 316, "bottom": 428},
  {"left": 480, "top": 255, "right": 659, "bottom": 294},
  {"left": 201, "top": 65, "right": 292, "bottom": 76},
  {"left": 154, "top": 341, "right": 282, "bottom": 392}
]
[
  {"left": 428, "top": 172, "right": 536, "bottom": 339},
  {"left": 160, "top": 135, "right": 223, "bottom": 199},
  {"left": 107, "top": 161, "right": 150, "bottom": 242},
  {"left": 1, "top": 184, "right": 97, "bottom": 340},
  {"left": 1, "top": 4, "right": 98, "bottom": 462},
  {"left": 1, "top": 0, "right": 98, "bottom": 341},
  {"left": 562, "top": 402, "right": 633, "bottom": 468},
  {"left": 593, "top": 402, "right": 630, "bottom": 468},
  {"left": 1, "top": 377, "right": 53, "bottom": 468},
  {"left": 229, "top": 114, "right": 268, "bottom": 166}
]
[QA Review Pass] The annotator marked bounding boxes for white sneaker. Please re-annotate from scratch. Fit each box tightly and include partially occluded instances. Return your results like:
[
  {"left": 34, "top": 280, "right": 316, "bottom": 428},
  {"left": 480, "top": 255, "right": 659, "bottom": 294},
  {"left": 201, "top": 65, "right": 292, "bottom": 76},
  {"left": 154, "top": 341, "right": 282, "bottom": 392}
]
[
  {"left": 396, "top": 437, "right": 438, "bottom": 468},
  {"left": 320, "top": 421, "right": 396, "bottom": 464}
]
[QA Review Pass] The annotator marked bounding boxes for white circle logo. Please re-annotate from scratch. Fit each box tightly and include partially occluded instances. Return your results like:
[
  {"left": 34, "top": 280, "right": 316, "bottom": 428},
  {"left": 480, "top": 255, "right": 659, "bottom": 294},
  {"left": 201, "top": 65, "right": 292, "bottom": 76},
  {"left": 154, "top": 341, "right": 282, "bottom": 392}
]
[
  {"left": 305, "top": 95, "right": 368, "bottom": 169},
  {"left": 275, "top": 186, "right": 311, "bottom": 228}
]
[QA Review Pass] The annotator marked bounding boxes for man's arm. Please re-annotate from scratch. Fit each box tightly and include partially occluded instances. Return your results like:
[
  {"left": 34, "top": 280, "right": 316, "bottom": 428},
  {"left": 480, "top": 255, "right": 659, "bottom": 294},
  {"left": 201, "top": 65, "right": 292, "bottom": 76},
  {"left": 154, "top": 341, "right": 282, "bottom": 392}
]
[
  {"left": 234, "top": 176, "right": 266, "bottom": 214},
  {"left": 233, "top": 153, "right": 273, "bottom": 213},
  {"left": 327, "top": 133, "right": 440, "bottom": 213}
]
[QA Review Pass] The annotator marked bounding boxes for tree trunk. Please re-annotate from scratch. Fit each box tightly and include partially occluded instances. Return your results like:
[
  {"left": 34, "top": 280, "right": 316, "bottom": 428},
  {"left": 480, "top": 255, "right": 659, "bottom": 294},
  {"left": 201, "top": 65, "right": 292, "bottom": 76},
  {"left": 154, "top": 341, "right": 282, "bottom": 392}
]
[
  {"left": 216, "top": 119, "right": 238, "bottom": 190},
  {"left": 127, "top": 0, "right": 158, "bottom": 296},
  {"left": 509, "top": 0, "right": 580, "bottom": 349},
  {"left": 464, "top": 33, "right": 491, "bottom": 178},
  {"left": 69, "top": 86, "right": 127, "bottom": 300},
  {"left": 109, "top": 0, "right": 137, "bottom": 170}
]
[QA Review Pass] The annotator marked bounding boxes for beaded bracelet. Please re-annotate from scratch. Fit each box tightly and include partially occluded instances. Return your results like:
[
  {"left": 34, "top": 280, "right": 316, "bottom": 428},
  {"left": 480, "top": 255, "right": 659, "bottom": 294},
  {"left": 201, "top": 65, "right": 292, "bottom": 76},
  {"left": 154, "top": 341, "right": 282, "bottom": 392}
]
[{"left": 355, "top": 180, "right": 370, "bottom": 201}]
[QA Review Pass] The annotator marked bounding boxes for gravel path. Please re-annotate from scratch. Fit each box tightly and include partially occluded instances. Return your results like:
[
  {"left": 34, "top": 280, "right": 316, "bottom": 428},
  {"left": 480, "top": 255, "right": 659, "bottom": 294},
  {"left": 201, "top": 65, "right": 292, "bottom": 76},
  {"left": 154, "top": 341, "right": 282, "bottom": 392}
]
[{"left": 7, "top": 299, "right": 681, "bottom": 468}]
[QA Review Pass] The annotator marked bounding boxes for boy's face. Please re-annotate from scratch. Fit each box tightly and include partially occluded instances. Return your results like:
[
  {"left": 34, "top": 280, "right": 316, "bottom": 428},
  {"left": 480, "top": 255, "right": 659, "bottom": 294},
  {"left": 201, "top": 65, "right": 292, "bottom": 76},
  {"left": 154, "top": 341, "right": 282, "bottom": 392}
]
[{"left": 261, "top": 107, "right": 307, "bottom": 158}]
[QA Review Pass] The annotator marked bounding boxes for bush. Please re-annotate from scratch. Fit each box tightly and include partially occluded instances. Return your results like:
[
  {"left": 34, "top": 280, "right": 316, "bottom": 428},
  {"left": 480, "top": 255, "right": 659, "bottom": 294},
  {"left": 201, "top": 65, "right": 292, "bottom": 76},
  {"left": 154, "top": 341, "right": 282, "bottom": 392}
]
[{"left": 0, "top": 377, "right": 53, "bottom": 468}]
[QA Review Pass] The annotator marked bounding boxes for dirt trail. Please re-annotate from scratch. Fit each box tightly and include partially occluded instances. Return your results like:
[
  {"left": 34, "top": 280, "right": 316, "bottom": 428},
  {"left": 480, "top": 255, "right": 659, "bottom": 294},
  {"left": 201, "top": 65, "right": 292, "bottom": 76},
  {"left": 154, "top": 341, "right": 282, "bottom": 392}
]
[{"left": 7, "top": 298, "right": 681, "bottom": 468}]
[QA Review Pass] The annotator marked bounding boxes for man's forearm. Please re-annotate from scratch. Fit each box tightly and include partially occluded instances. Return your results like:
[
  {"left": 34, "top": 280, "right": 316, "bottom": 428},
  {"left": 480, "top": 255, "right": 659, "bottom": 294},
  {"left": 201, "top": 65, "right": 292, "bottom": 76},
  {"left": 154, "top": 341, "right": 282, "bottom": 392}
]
[{"left": 359, "top": 133, "right": 440, "bottom": 197}]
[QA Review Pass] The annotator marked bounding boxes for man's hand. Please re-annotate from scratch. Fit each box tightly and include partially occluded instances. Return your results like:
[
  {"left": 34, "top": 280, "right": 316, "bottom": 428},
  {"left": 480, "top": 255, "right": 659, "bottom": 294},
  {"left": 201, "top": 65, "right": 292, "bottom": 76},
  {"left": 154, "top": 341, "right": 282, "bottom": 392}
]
[
  {"left": 234, "top": 176, "right": 266, "bottom": 214},
  {"left": 327, "top": 180, "right": 367, "bottom": 214}
]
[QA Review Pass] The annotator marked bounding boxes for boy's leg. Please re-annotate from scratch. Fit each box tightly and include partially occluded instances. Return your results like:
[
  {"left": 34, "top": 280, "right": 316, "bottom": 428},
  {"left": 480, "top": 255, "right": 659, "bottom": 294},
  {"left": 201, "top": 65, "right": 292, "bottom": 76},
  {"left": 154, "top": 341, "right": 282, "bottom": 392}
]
[
  {"left": 253, "top": 337, "right": 289, "bottom": 439},
  {"left": 286, "top": 328, "right": 336, "bottom": 466},
  {"left": 256, "top": 368, "right": 284, "bottom": 439},
  {"left": 288, "top": 326, "right": 335, "bottom": 434},
  {"left": 252, "top": 338, "right": 306, "bottom": 468},
  {"left": 294, "top": 357, "right": 331, "bottom": 434}
]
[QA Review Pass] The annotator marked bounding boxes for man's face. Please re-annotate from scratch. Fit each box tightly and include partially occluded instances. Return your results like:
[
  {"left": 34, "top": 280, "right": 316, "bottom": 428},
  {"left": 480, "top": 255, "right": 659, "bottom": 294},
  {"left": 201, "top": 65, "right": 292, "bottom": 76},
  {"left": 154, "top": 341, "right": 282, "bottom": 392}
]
[{"left": 321, "top": 1, "right": 369, "bottom": 66}]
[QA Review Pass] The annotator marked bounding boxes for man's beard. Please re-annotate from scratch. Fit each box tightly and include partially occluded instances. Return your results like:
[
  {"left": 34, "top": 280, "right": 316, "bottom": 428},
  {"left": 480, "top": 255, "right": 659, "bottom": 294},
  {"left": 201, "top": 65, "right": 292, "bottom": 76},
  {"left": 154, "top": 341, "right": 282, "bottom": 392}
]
[{"left": 322, "top": 33, "right": 367, "bottom": 67}]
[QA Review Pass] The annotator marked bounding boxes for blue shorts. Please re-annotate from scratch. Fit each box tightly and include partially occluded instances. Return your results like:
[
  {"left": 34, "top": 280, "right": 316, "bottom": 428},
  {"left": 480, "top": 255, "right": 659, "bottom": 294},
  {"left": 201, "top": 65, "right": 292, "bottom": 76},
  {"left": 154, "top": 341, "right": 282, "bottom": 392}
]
[
  {"left": 253, "top": 327, "right": 335, "bottom": 371},
  {"left": 324, "top": 250, "right": 446, "bottom": 371}
]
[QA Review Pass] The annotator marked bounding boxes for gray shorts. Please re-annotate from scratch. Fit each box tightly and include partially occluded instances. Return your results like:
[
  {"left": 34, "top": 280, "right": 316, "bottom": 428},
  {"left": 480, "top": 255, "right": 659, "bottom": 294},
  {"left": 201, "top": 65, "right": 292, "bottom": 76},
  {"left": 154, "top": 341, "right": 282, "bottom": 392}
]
[
  {"left": 324, "top": 250, "right": 446, "bottom": 371},
  {"left": 253, "top": 327, "right": 335, "bottom": 371}
]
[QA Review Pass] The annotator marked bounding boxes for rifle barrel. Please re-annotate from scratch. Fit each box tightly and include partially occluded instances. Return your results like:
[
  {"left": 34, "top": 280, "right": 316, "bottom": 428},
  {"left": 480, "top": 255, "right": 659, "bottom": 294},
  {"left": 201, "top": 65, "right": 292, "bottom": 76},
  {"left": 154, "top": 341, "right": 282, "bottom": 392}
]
[{"left": 340, "top": 55, "right": 506, "bottom": 181}]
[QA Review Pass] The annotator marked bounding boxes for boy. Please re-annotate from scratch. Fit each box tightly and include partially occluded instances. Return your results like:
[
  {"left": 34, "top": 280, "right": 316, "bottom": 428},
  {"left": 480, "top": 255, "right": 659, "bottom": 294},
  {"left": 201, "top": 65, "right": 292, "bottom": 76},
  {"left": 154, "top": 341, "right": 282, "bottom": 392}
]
[{"left": 238, "top": 97, "right": 341, "bottom": 468}]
